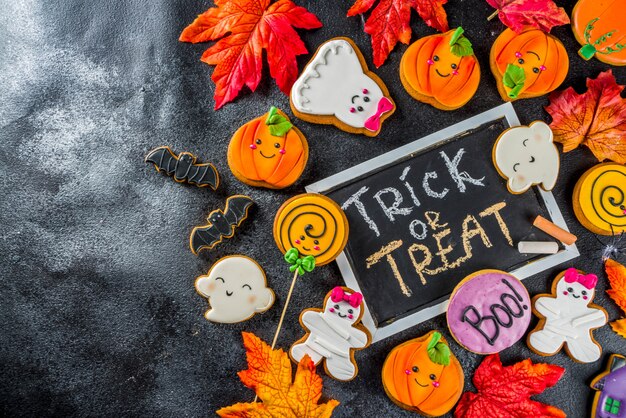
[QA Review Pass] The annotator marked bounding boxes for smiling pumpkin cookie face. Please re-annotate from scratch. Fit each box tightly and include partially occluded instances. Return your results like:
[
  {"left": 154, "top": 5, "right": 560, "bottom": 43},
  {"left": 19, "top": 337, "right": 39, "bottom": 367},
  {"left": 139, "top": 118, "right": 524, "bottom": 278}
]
[
  {"left": 273, "top": 194, "right": 349, "bottom": 266},
  {"left": 228, "top": 107, "right": 308, "bottom": 189},
  {"left": 400, "top": 27, "right": 480, "bottom": 110}
]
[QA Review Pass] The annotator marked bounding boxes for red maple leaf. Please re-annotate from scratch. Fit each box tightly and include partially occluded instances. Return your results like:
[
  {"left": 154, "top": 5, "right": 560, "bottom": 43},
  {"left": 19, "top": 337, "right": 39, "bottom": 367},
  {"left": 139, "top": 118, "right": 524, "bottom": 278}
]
[
  {"left": 454, "top": 354, "right": 566, "bottom": 418},
  {"left": 347, "top": 0, "right": 448, "bottom": 68},
  {"left": 486, "top": 0, "right": 569, "bottom": 33},
  {"left": 180, "top": 0, "right": 322, "bottom": 109},
  {"left": 545, "top": 70, "right": 626, "bottom": 164}
]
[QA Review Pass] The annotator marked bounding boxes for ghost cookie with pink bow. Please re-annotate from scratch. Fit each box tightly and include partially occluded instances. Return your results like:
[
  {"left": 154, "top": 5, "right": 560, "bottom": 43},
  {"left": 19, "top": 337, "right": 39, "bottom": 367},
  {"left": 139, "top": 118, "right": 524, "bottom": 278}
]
[
  {"left": 290, "top": 286, "right": 371, "bottom": 381},
  {"left": 290, "top": 37, "right": 395, "bottom": 137},
  {"left": 528, "top": 268, "right": 608, "bottom": 363}
]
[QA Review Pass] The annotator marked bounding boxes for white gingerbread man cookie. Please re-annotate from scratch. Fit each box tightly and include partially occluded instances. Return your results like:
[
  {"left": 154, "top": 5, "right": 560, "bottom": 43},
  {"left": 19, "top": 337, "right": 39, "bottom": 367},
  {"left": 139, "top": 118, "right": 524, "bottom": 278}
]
[
  {"left": 195, "top": 255, "right": 275, "bottom": 324},
  {"left": 527, "top": 268, "right": 608, "bottom": 363},
  {"left": 290, "top": 37, "right": 395, "bottom": 137},
  {"left": 492, "top": 121, "right": 560, "bottom": 194},
  {"left": 290, "top": 286, "right": 371, "bottom": 381}
]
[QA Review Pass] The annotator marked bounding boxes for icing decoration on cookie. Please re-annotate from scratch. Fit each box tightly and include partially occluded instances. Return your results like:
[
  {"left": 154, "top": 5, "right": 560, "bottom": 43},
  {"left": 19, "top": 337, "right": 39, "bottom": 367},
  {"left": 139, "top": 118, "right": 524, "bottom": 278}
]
[
  {"left": 492, "top": 121, "right": 560, "bottom": 194},
  {"left": 273, "top": 193, "right": 349, "bottom": 266},
  {"left": 145, "top": 146, "right": 219, "bottom": 189},
  {"left": 528, "top": 268, "right": 608, "bottom": 363},
  {"left": 195, "top": 255, "right": 274, "bottom": 323},
  {"left": 381, "top": 331, "right": 464, "bottom": 416},
  {"left": 190, "top": 195, "right": 254, "bottom": 254},
  {"left": 400, "top": 27, "right": 480, "bottom": 110},
  {"left": 573, "top": 163, "right": 626, "bottom": 236},
  {"left": 227, "top": 107, "right": 309, "bottom": 189},
  {"left": 590, "top": 354, "right": 626, "bottom": 418},
  {"left": 290, "top": 37, "right": 395, "bottom": 137},
  {"left": 572, "top": 0, "right": 626, "bottom": 66},
  {"left": 490, "top": 27, "right": 568, "bottom": 101},
  {"left": 290, "top": 286, "right": 371, "bottom": 381},
  {"left": 447, "top": 270, "right": 531, "bottom": 355}
]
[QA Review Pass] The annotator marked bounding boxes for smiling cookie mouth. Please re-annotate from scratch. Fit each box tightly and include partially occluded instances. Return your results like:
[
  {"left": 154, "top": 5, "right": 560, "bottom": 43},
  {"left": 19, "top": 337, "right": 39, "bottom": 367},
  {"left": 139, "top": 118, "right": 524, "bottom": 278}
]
[
  {"left": 414, "top": 378, "right": 428, "bottom": 387},
  {"left": 435, "top": 69, "right": 450, "bottom": 78},
  {"left": 337, "top": 313, "right": 347, "bottom": 318},
  {"left": 301, "top": 246, "right": 311, "bottom": 251},
  {"left": 572, "top": 294, "right": 580, "bottom": 299},
  {"left": 260, "top": 151, "right": 275, "bottom": 159},
  {"left": 226, "top": 291, "right": 233, "bottom": 296}
]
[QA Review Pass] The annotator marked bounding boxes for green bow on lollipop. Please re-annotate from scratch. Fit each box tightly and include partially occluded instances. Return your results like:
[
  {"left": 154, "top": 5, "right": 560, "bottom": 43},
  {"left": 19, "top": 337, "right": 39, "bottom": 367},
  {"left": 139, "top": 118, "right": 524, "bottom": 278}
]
[{"left": 284, "top": 248, "right": 316, "bottom": 275}]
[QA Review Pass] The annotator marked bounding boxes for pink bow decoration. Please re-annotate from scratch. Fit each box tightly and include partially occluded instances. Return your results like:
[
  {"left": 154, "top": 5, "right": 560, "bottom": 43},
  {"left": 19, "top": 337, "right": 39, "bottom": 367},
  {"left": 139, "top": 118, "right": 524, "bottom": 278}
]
[
  {"left": 364, "top": 97, "right": 393, "bottom": 132},
  {"left": 330, "top": 287, "right": 363, "bottom": 308},
  {"left": 564, "top": 268, "right": 598, "bottom": 289}
]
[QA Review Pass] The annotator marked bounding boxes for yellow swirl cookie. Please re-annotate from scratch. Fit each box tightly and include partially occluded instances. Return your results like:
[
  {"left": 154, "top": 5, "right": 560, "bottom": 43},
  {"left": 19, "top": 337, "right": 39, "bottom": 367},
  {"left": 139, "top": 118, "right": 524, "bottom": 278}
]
[
  {"left": 573, "top": 163, "right": 626, "bottom": 235},
  {"left": 273, "top": 194, "right": 349, "bottom": 266}
]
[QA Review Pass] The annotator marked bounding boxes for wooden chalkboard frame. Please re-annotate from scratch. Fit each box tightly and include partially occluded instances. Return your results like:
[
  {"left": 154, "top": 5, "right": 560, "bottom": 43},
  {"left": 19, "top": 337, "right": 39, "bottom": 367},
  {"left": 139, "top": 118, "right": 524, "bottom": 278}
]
[{"left": 306, "top": 103, "right": 579, "bottom": 343}]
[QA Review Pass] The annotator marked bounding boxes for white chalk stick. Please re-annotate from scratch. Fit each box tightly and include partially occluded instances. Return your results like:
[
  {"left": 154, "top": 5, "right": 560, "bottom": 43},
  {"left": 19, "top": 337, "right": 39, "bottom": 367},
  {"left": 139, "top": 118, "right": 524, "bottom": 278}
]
[{"left": 517, "top": 241, "right": 559, "bottom": 254}]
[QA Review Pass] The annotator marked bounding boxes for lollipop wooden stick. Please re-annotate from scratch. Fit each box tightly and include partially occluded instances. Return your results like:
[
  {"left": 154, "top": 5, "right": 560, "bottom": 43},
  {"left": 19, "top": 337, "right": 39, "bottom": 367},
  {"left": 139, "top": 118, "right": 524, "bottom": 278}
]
[{"left": 270, "top": 269, "right": 299, "bottom": 350}]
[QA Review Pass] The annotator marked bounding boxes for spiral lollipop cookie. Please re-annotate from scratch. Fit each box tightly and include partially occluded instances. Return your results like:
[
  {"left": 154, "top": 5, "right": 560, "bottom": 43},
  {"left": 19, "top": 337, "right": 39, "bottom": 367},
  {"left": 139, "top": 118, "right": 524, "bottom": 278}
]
[
  {"left": 268, "top": 194, "right": 349, "bottom": 350},
  {"left": 273, "top": 193, "right": 349, "bottom": 266},
  {"left": 573, "top": 163, "right": 626, "bottom": 236}
]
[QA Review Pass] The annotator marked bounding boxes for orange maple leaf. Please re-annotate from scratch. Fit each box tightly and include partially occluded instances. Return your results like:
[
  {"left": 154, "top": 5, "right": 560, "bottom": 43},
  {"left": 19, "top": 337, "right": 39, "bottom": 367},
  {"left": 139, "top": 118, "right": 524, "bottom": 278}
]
[
  {"left": 180, "top": 0, "right": 322, "bottom": 109},
  {"left": 605, "top": 259, "right": 626, "bottom": 339},
  {"left": 217, "top": 332, "right": 339, "bottom": 418},
  {"left": 545, "top": 70, "right": 626, "bottom": 164}
]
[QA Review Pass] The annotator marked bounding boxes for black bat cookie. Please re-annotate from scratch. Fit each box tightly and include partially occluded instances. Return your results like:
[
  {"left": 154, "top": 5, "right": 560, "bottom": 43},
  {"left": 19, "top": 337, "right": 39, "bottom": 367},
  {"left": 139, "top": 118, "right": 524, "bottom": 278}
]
[
  {"left": 190, "top": 195, "right": 255, "bottom": 254},
  {"left": 145, "top": 146, "right": 219, "bottom": 190}
]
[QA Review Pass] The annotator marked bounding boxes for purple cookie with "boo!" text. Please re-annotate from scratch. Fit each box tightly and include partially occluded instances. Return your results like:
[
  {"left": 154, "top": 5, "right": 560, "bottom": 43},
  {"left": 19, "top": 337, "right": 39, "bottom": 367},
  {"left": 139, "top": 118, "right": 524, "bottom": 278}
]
[{"left": 447, "top": 270, "right": 531, "bottom": 354}]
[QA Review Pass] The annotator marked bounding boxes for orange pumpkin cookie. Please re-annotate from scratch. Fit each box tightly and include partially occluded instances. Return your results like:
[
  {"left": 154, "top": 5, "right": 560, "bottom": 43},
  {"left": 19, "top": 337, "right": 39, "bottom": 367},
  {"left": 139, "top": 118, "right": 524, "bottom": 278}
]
[
  {"left": 490, "top": 27, "right": 569, "bottom": 101},
  {"left": 382, "top": 331, "right": 464, "bottom": 417},
  {"left": 400, "top": 27, "right": 480, "bottom": 110},
  {"left": 228, "top": 107, "right": 308, "bottom": 189},
  {"left": 572, "top": 0, "right": 626, "bottom": 66}
]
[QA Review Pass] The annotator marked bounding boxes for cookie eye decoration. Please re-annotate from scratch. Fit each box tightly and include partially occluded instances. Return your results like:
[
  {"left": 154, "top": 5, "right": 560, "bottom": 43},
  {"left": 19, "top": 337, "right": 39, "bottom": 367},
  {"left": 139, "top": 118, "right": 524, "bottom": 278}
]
[
  {"left": 572, "top": 0, "right": 626, "bottom": 65},
  {"left": 228, "top": 107, "right": 308, "bottom": 189},
  {"left": 382, "top": 331, "right": 464, "bottom": 415},
  {"left": 491, "top": 27, "right": 568, "bottom": 101},
  {"left": 400, "top": 27, "right": 480, "bottom": 110}
]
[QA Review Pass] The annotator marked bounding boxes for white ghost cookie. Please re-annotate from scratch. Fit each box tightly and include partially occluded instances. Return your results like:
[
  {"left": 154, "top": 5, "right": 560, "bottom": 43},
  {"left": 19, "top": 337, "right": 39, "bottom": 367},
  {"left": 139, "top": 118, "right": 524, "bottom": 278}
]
[
  {"left": 290, "top": 37, "right": 395, "bottom": 137},
  {"left": 195, "top": 255, "right": 274, "bottom": 323},
  {"left": 492, "top": 121, "right": 560, "bottom": 194},
  {"left": 290, "top": 286, "right": 371, "bottom": 381}
]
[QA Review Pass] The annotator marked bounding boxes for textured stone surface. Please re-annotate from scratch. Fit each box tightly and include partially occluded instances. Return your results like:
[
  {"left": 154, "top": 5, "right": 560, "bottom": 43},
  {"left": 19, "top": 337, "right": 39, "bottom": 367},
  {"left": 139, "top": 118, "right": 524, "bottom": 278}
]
[{"left": 0, "top": 0, "right": 624, "bottom": 416}]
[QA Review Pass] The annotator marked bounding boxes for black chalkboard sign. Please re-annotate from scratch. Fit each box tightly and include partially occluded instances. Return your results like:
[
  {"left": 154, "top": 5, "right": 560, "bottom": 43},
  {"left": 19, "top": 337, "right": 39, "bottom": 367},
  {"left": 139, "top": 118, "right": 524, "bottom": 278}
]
[{"left": 307, "top": 104, "right": 578, "bottom": 342}]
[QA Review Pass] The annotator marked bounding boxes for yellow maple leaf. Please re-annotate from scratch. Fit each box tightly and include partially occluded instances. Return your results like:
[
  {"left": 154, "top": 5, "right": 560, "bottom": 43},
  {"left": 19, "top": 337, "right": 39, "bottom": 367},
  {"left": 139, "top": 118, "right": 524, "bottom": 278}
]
[
  {"left": 217, "top": 332, "right": 339, "bottom": 418},
  {"left": 611, "top": 319, "right": 626, "bottom": 339}
]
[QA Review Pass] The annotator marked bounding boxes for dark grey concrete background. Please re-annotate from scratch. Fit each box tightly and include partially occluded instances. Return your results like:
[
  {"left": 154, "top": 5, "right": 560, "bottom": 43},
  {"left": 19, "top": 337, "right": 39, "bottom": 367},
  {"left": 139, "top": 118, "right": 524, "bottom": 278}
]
[{"left": 1, "top": 0, "right": 624, "bottom": 416}]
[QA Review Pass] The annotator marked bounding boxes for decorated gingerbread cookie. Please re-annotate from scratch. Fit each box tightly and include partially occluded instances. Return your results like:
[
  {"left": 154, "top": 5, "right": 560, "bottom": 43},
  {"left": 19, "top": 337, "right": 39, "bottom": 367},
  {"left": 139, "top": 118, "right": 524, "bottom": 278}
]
[
  {"left": 528, "top": 268, "right": 608, "bottom": 363},
  {"left": 382, "top": 331, "right": 464, "bottom": 417},
  {"left": 290, "top": 37, "right": 395, "bottom": 137},
  {"left": 590, "top": 354, "right": 626, "bottom": 418},
  {"left": 572, "top": 0, "right": 626, "bottom": 66},
  {"left": 400, "top": 27, "right": 480, "bottom": 110},
  {"left": 492, "top": 121, "right": 560, "bottom": 194},
  {"left": 227, "top": 107, "right": 308, "bottom": 189},
  {"left": 447, "top": 270, "right": 531, "bottom": 355},
  {"left": 273, "top": 193, "right": 349, "bottom": 266},
  {"left": 573, "top": 163, "right": 626, "bottom": 236},
  {"left": 190, "top": 195, "right": 254, "bottom": 254},
  {"left": 195, "top": 255, "right": 274, "bottom": 323},
  {"left": 289, "top": 286, "right": 370, "bottom": 381},
  {"left": 145, "top": 146, "right": 219, "bottom": 189},
  {"left": 490, "top": 27, "right": 569, "bottom": 101}
]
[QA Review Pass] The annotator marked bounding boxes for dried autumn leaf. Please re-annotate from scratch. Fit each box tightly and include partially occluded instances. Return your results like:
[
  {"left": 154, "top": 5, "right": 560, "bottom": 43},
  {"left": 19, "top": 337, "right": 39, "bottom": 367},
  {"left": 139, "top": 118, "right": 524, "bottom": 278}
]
[
  {"left": 454, "top": 354, "right": 565, "bottom": 418},
  {"left": 180, "top": 0, "right": 322, "bottom": 109},
  {"left": 486, "top": 0, "right": 569, "bottom": 33},
  {"left": 605, "top": 259, "right": 626, "bottom": 339},
  {"left": 545, "top": 70, "right": 626, "bottom": 164},
  {"left": 347, "top": 0, "right": 448, "bottom": 67},
  {"left": 217, "top": 332, "right": 339, "bottom": 418}
]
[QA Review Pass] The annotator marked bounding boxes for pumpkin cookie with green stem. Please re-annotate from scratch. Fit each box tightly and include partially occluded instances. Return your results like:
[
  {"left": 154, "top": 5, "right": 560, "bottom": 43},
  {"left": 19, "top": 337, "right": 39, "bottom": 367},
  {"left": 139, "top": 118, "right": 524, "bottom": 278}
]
[
  {"left": 400, "top": 27, "right": 480, "bottom": 110},
  {"left": 228, "top": 107, "right": 308, "bottom": 189}
]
